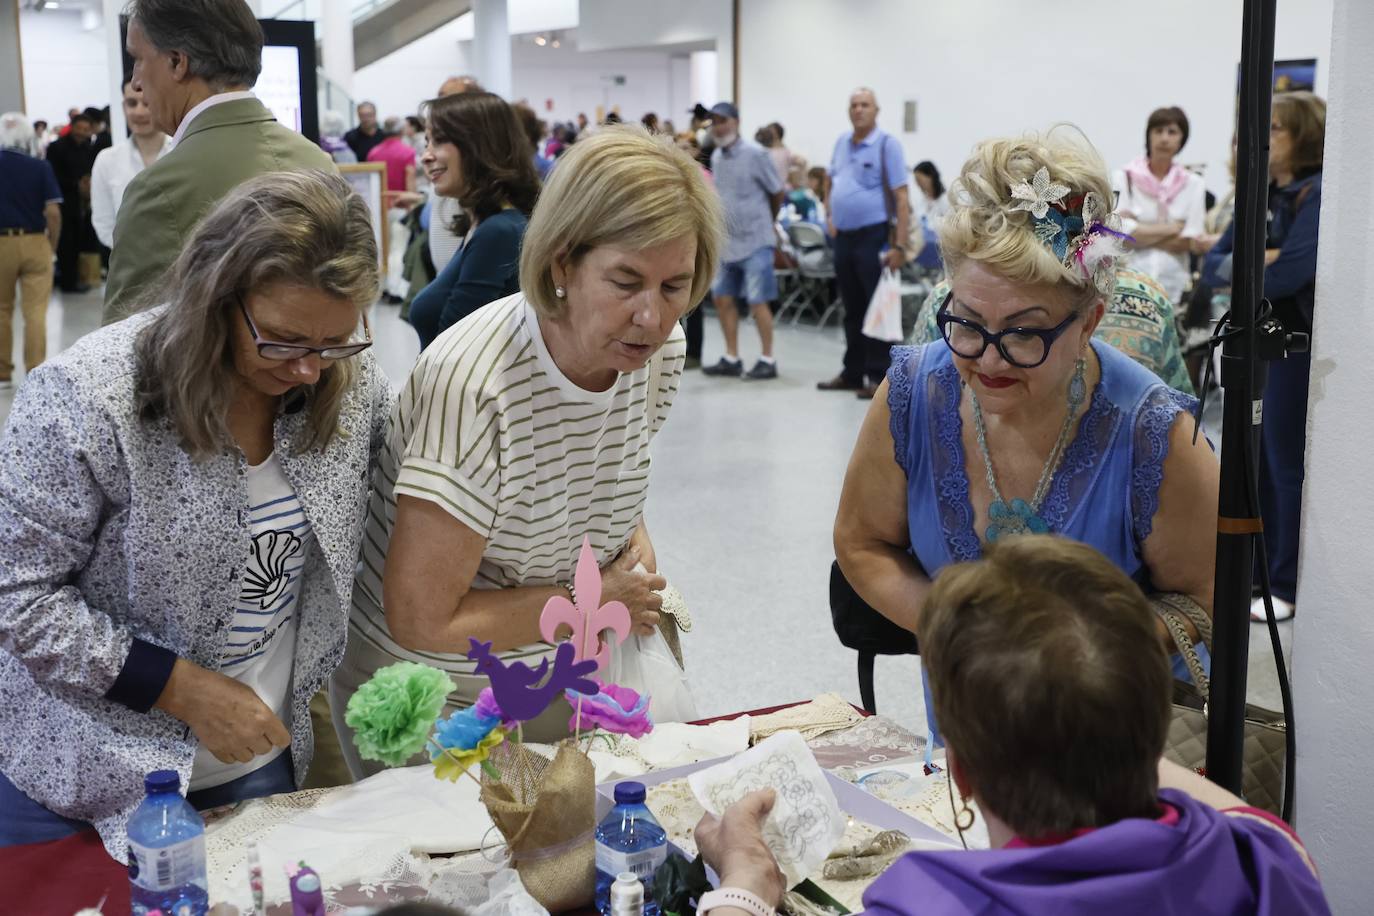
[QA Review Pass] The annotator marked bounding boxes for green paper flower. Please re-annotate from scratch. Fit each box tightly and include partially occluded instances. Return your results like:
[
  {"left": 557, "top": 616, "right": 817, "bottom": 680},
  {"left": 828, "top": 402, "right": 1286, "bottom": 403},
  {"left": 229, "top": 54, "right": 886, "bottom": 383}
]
[{"left": 345, "top": 661, "right": 455, "bottom": 767}]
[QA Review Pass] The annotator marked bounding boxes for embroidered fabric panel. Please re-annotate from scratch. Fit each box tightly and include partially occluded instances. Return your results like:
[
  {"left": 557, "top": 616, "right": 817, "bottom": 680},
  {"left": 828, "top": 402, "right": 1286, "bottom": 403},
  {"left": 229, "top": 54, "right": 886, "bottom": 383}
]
[
  {"left": 885, "top": 346, "right": 919, "bottom": 474},
  {"left": 926, "top": 362, "right": 980, "bottom": 563},
  {"left": 1132, "top": 385, "right": 1201, "bottom": 544},
  {"left": 1037, "top": 387, "right": 1122, "bottom": 532}
]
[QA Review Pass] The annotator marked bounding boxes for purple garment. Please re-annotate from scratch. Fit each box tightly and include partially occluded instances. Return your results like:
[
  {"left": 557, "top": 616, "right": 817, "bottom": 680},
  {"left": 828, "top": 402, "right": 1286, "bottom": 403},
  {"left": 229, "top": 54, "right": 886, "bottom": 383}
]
[{"left": 862, "top": 790, "right": 1329, "bottom": 915}]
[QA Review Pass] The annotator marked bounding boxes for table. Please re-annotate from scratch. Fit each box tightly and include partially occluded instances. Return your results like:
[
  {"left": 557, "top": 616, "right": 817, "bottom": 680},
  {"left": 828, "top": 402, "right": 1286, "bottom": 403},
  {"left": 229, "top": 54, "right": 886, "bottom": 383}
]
[{"left": 0, "top": 701, "right": 916, "bottom": 916}]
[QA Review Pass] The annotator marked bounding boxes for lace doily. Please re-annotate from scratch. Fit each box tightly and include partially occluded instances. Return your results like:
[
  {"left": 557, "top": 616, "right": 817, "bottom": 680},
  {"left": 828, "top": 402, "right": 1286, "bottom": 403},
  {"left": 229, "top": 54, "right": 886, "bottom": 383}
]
[{"left": 749, "top": 693, "right": 865, "bottom": 743}]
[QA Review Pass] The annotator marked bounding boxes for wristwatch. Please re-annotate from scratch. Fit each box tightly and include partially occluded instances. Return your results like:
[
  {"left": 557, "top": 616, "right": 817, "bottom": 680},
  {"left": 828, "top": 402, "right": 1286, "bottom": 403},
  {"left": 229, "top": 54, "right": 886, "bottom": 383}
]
[{"left": 697, "top": 888, "right": 775, "bottom": 916}]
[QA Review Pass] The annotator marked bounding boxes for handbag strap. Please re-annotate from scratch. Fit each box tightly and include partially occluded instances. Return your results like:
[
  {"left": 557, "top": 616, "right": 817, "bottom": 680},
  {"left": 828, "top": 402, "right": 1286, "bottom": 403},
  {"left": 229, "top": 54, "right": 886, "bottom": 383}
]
[
  {"left": 1155, "top": 593, "right": 1213, "bottom": 646},
  {"left": 1152, "top": 594, "right": 1211, "bottom": 700}
]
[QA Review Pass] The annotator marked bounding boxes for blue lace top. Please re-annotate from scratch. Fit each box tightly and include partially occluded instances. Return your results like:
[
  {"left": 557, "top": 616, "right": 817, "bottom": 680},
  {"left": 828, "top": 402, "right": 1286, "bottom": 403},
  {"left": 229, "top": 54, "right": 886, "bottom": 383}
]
[
  {"left": 887, "top": 338, "right": 1197, "bottom": 583},
  {"left": 887, "top": 339, "right": 1203, "bottom": 751}
]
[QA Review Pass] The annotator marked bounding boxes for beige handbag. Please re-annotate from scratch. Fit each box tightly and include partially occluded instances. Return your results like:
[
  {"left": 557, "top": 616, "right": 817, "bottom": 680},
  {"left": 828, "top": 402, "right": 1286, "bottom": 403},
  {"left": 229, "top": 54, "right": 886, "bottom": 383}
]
[{"left": 1154, "top": 594, "right": 1287, "bottom": 815}]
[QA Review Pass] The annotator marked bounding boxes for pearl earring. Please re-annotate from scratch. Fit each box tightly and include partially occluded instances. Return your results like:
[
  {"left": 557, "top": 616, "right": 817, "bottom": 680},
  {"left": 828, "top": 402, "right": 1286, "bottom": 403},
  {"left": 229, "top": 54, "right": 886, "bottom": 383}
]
[{"left": 555, "top": 286, "right": 566, "bottom": 298}]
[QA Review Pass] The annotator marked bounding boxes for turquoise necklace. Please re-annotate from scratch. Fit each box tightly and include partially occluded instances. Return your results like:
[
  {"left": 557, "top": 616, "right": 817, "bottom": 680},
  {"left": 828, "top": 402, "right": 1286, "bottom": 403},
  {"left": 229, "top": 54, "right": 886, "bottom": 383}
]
[{"left": 972, "top": 358, "right": 1087, "bottom": 542}]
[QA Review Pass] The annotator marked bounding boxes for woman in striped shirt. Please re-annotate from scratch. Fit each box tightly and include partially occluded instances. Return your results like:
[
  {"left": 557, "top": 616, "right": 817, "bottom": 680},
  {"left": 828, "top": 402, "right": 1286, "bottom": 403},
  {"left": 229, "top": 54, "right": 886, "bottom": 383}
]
[{"left": 332, "top": 127, "right": 726, "bottom": 770}]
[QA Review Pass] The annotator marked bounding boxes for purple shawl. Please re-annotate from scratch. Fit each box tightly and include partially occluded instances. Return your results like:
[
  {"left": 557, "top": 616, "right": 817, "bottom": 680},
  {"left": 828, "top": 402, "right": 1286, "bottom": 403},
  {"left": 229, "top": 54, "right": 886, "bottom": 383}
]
[{"left": 862, "top": 790, "right": 1329, "bottom": 915}]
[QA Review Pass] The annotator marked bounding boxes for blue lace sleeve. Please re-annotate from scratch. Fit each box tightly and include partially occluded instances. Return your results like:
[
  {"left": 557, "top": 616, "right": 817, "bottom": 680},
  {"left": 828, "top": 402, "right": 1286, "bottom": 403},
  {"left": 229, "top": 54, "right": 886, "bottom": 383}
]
[
  {"left": 886, "top": 346, "right": 920, "bottom": 475},
  {"left": 1132, "top": 386, "right": 1203, "bottom": 544}
]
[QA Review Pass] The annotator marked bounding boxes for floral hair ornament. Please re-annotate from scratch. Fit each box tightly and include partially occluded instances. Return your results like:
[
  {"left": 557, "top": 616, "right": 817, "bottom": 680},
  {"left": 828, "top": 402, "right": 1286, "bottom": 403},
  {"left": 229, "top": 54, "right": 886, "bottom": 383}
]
[{"left": 1009, "top": 166, "right": 1131, "bottom": 296}]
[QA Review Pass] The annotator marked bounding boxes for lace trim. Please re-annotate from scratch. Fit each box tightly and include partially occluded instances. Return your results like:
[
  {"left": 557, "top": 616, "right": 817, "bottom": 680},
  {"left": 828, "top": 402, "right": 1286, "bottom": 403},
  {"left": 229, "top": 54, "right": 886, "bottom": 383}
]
[
  {"left": 928, "top": 362, "right": 981, "bottom": 562},
  {"left": 886, "top": 346, "right": 919, "bottom": 474},
  {"left": 1132, "top": 386, "right": 1201, "bottom": 544},
  {"left": 1038, "top": 386, "right": 1120, "bottom": 531}
]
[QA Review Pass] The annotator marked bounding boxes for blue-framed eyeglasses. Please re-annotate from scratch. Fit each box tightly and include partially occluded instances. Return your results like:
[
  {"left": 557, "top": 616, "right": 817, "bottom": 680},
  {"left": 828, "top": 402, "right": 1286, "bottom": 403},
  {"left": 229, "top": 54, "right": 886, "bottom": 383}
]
[
  {"left": 239, "top": 297, "right": 373, "bottom": 362},
  {"left": 935, "top": 291, "right": 1079, "bottom": 369}
]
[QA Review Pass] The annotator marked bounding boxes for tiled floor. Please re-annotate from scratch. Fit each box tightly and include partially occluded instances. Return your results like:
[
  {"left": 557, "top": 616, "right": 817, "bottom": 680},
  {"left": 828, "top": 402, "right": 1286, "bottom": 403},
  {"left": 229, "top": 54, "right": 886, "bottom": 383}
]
[{"left": 1, "top": 291, "right": 1294, "bottom": 735}]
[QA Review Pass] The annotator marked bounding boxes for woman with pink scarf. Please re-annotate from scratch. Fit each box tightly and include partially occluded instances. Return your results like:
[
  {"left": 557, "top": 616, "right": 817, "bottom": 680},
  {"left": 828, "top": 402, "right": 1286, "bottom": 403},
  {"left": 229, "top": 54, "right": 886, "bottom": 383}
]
[{"left": 1112, "top": 106, "right": 1208, "bottom": 304}]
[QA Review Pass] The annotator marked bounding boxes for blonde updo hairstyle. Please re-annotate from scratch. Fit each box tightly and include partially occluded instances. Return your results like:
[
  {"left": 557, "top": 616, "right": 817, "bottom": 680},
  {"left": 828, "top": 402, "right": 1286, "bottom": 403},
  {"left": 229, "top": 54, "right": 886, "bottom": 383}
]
[{"left": 940, "top": 127, "right": 1115, "bottom": 310}]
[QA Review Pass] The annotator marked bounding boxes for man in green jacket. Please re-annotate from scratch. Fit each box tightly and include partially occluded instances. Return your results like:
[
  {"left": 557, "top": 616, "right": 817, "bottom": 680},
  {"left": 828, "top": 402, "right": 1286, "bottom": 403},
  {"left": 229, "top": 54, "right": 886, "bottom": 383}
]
[{"left": 103, "top": 0, "right": 334, "bottom": 324}]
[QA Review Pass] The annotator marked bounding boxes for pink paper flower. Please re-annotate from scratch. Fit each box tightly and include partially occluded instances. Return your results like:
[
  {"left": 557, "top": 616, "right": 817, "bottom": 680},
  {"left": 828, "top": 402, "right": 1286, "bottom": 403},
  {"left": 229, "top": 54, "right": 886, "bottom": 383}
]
[{"left": 566, "top": 683, "right": 654, "bottom": 738}]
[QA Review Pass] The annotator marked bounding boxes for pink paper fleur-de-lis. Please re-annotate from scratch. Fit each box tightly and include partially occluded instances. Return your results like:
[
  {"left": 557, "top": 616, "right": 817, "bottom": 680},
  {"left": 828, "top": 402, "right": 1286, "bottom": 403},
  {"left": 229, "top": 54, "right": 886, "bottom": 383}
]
[{"left": 539, "top": 535, "right": 632, "bottom": 674}]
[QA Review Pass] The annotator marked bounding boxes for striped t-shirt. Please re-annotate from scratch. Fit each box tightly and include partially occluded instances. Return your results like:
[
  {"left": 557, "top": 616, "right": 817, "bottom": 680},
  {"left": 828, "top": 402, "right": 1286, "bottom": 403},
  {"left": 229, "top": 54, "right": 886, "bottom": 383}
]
[
  {"left": 349, "top": 292, "right": 686, "bottom": 676},
  {"left": 191, "top": 454, "right": 309, "bottom": 790}
]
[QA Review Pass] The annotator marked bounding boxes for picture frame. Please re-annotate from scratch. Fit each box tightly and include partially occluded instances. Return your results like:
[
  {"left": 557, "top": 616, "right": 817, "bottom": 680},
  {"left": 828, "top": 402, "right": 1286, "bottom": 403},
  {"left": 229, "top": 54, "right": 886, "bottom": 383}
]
[{"left": 339, "top": 161, "right": 389, "bottom": 274}]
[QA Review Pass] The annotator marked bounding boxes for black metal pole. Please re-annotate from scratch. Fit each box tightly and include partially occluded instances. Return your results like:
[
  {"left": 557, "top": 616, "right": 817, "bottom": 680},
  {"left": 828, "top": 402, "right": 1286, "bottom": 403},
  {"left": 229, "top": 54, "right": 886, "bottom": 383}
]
[{"left": 1207, "top": 0, "right": 1276, "bottom": 794}]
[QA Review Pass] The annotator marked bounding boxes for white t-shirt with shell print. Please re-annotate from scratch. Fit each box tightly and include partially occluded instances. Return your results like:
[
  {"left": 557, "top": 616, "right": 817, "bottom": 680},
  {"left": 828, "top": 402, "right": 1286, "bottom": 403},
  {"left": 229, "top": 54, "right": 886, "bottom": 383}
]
[{"left": 189, "top": 454, "right": 309, "bottom": 791}]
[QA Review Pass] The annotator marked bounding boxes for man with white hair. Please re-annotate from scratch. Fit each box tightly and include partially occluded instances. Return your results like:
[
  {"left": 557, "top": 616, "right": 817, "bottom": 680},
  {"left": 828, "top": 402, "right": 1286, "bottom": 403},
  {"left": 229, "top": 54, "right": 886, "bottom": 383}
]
[
  {"left": 818, "top": 87, "right": 909, "bottom": 399},
  {"left": 0, "top": 113, "right": 62, "bottom": 390}
]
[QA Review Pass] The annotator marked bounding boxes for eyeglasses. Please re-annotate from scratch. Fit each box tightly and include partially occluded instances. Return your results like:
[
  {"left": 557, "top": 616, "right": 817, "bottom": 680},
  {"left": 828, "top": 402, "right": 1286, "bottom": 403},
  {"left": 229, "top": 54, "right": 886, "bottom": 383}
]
[
  {"left": 936, "top": 292, "right": 1080, "bottom": 369},
  {"left": 238, "top": 296, "right": 373, "bottom": 362}
]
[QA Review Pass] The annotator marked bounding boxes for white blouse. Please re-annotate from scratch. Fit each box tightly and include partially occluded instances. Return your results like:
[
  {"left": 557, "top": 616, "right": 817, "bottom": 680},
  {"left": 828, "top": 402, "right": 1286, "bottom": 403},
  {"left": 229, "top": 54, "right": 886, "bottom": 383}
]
[{"left": 90, "top": 136, "right": 172, "bottom": 248}]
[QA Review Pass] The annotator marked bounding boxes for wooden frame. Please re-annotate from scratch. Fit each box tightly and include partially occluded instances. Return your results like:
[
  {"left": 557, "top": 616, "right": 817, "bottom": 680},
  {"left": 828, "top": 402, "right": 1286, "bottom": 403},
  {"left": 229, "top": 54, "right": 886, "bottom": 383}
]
[{"left": 339, "top": 161, "right": 389, "bottom": 273}]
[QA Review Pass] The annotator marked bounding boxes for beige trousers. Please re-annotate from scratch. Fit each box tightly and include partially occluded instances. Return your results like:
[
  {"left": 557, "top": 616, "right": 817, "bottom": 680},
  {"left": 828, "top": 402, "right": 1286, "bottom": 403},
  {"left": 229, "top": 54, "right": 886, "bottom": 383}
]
[{"left": 0, "top": 234, "right": 52, "bottom": 380}]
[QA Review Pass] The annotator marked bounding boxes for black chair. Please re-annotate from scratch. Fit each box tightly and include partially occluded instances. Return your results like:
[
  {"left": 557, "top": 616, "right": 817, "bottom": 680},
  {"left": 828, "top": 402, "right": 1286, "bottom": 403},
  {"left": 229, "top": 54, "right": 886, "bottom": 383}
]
[{"left": 828, "top": 561, "right": 919, "bottom": 714}]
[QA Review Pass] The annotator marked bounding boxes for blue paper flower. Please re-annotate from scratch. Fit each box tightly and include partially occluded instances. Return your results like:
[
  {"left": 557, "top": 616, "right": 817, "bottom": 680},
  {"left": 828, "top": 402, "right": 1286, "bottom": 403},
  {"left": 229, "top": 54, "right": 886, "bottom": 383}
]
[{"left": 432, "top": 705, "right": 503, "bottom": 752}]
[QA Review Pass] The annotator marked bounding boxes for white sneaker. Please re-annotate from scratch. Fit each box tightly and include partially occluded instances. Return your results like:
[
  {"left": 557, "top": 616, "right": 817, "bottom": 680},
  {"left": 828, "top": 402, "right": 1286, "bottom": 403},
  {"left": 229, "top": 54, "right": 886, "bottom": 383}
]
[{"left": 1251, "top": 595, "right": 1295, "bottom": 622}]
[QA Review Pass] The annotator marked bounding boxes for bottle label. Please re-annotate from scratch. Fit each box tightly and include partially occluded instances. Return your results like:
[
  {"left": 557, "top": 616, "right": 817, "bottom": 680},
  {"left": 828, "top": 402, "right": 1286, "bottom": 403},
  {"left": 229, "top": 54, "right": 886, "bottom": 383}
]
[
  {"left": 596, "top": 842, "right": 666, "bottom": 882},
  {"left": 128, "top": 835, "right": 206, "bottom": 892}
]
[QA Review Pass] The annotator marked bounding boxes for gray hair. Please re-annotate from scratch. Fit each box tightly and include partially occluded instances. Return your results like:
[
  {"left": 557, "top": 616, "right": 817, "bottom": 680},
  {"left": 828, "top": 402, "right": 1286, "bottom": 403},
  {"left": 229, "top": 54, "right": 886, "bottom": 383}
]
[
  {"left": 133, "top": 170, "right": 379, "bottom": 459},
  {"left": 126, "top": 0, "right": 263, "bottom": 91},
  {"left": 0, "top": 112, "right": 35, "bottom": 153},
  {"left": 320, "top": 109, "right": 347, "bottom": 138}
]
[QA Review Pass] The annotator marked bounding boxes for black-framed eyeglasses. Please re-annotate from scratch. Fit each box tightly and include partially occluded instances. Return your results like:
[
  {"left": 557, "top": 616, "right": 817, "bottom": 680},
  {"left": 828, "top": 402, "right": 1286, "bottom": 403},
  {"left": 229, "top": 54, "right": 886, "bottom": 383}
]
[
  {"left": 935, "top": 291, "right": 1079, "bottom": 369},
  {"left": 239, "top": 297, "right": 373, "bottom": 361}
]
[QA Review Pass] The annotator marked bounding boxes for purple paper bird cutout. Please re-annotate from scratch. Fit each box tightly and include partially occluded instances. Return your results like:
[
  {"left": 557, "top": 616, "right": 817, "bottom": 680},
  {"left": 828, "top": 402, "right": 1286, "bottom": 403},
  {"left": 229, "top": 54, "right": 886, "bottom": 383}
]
[{"left": 466, "top": 638, "right": 599, "bottom": 722}]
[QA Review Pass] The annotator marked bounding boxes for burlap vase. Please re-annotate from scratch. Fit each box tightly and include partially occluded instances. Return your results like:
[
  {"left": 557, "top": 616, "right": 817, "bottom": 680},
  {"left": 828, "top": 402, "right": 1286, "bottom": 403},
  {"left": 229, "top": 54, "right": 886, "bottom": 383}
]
[{"left": 480, "top": 740, "right": 596, "bottom": 909}]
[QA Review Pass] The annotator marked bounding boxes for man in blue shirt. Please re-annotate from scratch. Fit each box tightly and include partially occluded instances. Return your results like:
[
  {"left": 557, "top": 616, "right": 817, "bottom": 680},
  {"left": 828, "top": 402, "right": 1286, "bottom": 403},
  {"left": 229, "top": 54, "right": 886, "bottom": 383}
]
[
  {"left": 818, "top": 88, "right": 910, "bottom": 399},
  {"left": 0, "top": 113, "right": 63, "bottom": 391},
  {"left": 702, "top": 102, "right": 785, "bottom": 380}
]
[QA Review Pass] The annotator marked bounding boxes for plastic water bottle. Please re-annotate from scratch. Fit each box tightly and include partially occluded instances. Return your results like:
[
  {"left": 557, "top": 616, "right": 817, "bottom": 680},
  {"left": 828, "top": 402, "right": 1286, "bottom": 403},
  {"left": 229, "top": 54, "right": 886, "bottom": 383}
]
[
  {"left": 595, "top": 781, "right": 667, "bottom": 916},
  {"left": 127, "top": 770, "right": 209, "bottom": 916}
]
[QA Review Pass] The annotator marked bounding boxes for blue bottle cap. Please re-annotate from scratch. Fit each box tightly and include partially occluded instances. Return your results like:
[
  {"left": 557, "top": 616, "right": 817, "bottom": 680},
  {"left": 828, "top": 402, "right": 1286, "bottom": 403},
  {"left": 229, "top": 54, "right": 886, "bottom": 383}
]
[
  {"left": 613, "top": 781, "right": 646, "bottom": 805},
  {"left": 144, "top": 769, "right": 180, "bottom": 794}
]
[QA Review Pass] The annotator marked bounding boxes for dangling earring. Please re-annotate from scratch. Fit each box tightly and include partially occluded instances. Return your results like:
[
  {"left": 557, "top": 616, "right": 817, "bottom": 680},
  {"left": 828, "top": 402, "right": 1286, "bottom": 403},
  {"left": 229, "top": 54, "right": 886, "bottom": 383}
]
[
  {"left": 955, "top": 801, "right": 976, "bottom": 832},
  {"left": 1067, "top": 356, "right": 1087, "bottom": 409},
  {"left": 554, "top": 286, "right": 566, "bottom": 299},
  {"left": 946, "top": 769, "right": 971, "bottom": 851}
]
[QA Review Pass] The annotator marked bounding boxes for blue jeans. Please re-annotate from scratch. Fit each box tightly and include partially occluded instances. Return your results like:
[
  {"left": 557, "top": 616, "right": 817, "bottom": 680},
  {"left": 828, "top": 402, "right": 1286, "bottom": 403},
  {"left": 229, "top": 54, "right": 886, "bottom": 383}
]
[
  {"left": 0, "top": 753, "right": 296, "bottom": 848},
  {"left": 712, "top": 246, "right": 778, "bottom": 305}
]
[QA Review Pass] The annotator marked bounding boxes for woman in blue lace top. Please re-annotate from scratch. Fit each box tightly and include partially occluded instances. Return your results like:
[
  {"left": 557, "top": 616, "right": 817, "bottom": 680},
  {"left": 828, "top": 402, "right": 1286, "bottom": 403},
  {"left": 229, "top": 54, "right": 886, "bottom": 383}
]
[{"left": 835, "top": 129, "right": 1219, "bottom": 680}]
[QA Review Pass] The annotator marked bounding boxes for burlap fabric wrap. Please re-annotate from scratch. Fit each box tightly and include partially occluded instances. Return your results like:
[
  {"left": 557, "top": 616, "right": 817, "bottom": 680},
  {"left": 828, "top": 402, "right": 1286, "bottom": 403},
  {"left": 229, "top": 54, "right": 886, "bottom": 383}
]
[{"left": 481, "top": 740, "right": 595, "bottom": 908}]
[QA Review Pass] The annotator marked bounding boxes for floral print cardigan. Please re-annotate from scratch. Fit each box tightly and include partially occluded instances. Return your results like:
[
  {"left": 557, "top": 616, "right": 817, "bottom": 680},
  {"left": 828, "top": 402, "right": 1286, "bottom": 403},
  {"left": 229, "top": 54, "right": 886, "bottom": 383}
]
[{"left": 0, "top": 312, "right": 394, "bottom": 859}]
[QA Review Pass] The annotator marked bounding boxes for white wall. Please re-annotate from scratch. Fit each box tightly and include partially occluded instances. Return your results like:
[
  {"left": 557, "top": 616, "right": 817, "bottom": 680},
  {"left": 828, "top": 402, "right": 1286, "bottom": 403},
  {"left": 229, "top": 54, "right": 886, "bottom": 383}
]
[
  {"left": 18, "top": 8, "right": 112, "bottom": 127},
  {"left": 737, "top": 0, "right": 1332, "bottom": 195},
  {"left": 577, "top": 0, "right": 732, "bottom": 108},
  {"left": 353, "top": 31, "right": 678, "bottom": 128},
  {"left": 351, "top": 19, "right": 475, "bottom": 119},
  {"left": 1293, "top": 0, "right": 1374, "bottom": 907},
  {"left": 510, "top": 40, "right": 675, "bottom": 126}
]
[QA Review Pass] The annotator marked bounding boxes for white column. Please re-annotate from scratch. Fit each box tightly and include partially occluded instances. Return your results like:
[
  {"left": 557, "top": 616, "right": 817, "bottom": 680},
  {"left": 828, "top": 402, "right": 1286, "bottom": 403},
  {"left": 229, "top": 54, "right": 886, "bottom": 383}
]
[
  {"left": 101, "top": 0, "right": 126, "bottom": 139},
  {"left": 472, "top": 0, "right": 512, "bottom": 100},
  {"left": 1292, "top": 0, "right": 1374, "bottom": 910},
  {"left": 0, "top": 2, "right": 24, "bottom": 114},
  {"left": 320, "top": 0, "right": 355, "bottom": 101},
  {"left": 689, "top": 50, "right": 718, "bottom": 108}
]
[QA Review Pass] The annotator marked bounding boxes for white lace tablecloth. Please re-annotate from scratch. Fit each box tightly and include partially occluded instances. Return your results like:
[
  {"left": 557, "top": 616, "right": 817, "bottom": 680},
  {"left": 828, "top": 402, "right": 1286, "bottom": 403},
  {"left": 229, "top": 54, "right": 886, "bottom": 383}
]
[{"left": 202, "top": 708, "right": 941, "bottom": 913}]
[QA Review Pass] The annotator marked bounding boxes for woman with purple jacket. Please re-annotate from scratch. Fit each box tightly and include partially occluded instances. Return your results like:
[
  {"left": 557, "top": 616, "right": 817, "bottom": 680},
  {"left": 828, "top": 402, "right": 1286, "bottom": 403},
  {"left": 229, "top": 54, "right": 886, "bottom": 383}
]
[{"left": 695, "top": 538, "right": 1329, "bottom": 915}]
